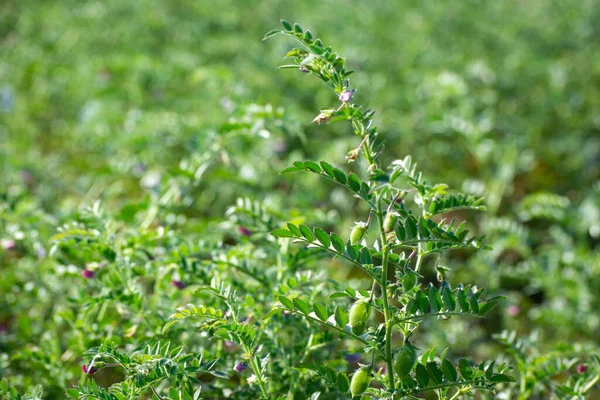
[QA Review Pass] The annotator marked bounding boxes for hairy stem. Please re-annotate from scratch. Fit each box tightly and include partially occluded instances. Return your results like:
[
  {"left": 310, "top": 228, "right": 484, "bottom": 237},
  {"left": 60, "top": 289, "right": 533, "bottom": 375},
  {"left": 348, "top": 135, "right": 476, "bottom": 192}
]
[
  {"left": 248, "top": 350, "right": 269, "bottom": 399},
  {"left": 377, "top": 197, "right": 395, "bottom": 391}
]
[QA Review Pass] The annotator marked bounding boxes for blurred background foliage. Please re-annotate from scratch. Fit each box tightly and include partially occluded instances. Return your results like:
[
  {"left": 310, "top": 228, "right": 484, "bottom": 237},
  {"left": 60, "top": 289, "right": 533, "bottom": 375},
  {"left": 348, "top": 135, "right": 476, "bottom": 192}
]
[{"left": 1, "top": 0, "right": 599, "bottom": 398}]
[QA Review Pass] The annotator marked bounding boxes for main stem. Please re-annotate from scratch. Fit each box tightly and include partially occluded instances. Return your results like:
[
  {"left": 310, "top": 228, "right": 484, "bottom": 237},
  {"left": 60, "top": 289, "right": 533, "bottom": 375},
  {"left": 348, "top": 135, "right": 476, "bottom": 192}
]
[
  {"left": 377, "top": 197, "right": 395, "bottom": 391},
  {"left": 242, "top": 342, "right": 269, "bottom": 399}
]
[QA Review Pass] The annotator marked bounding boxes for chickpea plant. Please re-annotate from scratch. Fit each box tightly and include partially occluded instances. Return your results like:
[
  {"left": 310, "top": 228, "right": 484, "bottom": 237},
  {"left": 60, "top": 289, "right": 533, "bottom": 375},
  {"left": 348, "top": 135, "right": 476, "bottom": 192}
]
[
  {"left": 264, "top": 21, "right": 513, "bottom": 399},
  {"left": 9, "top": 21, "right": 522, "bottom": 400}
]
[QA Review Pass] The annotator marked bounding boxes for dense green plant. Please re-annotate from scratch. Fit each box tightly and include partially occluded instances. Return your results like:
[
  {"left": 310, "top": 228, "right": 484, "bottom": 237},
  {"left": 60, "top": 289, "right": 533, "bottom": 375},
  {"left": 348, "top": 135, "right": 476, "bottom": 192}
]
[
  {"left": 59, "top": 21, "right": 512, "bottom": 399},
  {"left": 2, "top": 5, "right": 599, "bottom": 399},
  {"left": 261, "top": 21, "right": 513, "bottom": 399}
]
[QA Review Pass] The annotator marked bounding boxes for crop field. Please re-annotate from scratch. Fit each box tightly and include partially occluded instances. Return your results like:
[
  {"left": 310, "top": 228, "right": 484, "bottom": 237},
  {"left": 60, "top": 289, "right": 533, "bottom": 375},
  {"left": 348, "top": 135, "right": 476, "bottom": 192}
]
[{"left": 1, "top": 1, "right": 599, "bottom": 399}]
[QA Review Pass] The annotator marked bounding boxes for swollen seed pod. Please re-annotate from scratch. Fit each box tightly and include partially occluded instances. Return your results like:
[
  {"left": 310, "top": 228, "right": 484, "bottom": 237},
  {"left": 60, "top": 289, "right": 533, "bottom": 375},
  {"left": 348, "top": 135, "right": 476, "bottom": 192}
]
[
  {"left": 350, "top": 223, "right": 368, "bottom": 245},
  {"left": 349, "top": 300, "right": 371, "bottom": 335},
  {"left": 350, "top": 367, "right": 370, "bottom": 397},
  {"left": 383, "top": 212, "right": 398, "bottom": 233},
  {"left": 394, "top": 342, "right": 418, "bottom": 379}
]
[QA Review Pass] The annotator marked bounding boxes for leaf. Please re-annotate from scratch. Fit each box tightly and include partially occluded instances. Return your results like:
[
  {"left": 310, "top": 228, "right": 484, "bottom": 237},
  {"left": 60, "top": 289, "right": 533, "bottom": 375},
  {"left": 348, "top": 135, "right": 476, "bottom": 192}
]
[
  {"left": 314, "top": 227, "right": 331, "bottom": 248},
  {"left": 486, "top": 361, "right": 495, "bottom": 379},
  {"left": 313, "top": 303, "right": 328, "bottom": 321},
  {"left": 416, "top": 290, "right": 428, "bottom": 314},
  {"left": 162, "top": 320, "right": 179, "bottom": 334},
  {"left": 479, "top": 301, "right": 497, "bottom": 316},
  {"left": 272, "top": 228, "right": 294, "bottom": 238},
  {"left": 457, "top": 288, "right": 470, "bottom": 312},
  {"left": 320, "top": 161, "right": 334, "bottom": 177},
  {"left": 458, "top": 359, "right": 473, "bottom": 380},
  {"left": 405, "top": 216, "right": 418, "bottom": 239},
  {"left": 279, "top": 296, "right": 294, "bottom": 310},
  {"left": 261, "top": 308, "right": 283, "bottom": 320},
  {"left": 347, "top": 173, "right": 361, "bottom": 192},
  {"left": 428, "top": 284, "right": 443, "bottom": 313},
  {"left": 280, "top": 166, "right": 301, "bottom": 174},
  {"left": 490, "top": 373, "right": 515, "bottom": 383},
  {"left": 334, "top": 305, "right": 348, "bottom": 327},
  {"left": 442, "top": 359, "right": 458, "bottom": 382},
  {"left": 441, "top": 287, "right": 456, "bottom": 312},
  {"left": 262, "top": 29, "right": 281, "bottom": 41},
  {"left": 333, "top": 168, "right": 347, "bottom": 184},
  {"left": 468, "top": 290, "right": 480, "bottom": 314},
  {"left": 330, "top": 233, "right": 345, "bottom": 253},
  {"left": 415, "top": 363, "right": 429, "bottom": 387},
  {"left": 337, "top": 372, "right": 350, "bottom": 393},
  {"left": 329, "top": 291, "right": 350, "bottom": 299},
  {"left": 299, "top": 225, "right": 315, "bottom": 242},
  {"left": 293, "top": 298, "right": 311, "bottom": 314},
  {"left": 427, "top": 362, "right": 443, "bottom": 384},
  {"left": 304, "top": 161, "right": 321, "bottom": 173},
  {"left": 210, "top": 370, "right": 229, "bottom": 379},
  {"left": 281, "top": 20, "right": 292, "bottom": 31},
  {"left": 287, "top": 223, "right": 302, "bottom": 236},
  {"left": 395, "top": 224, "right": 406, "bottom": 241}
]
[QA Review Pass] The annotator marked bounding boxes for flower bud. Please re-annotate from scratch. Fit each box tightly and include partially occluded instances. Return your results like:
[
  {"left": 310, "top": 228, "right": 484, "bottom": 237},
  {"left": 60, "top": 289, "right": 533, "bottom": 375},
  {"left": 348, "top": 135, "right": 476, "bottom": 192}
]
[
  {"left": 171, "top": 280, "right": 186, "bottom": 290},
  {"left": 238, "top": 226, "right": 252, "bottom": 237},
  {"left": 383, "top": 212, "right": 398, "bottom": 233},
  {"left": 339, "top": 90, "right": 354, "bottom": 103},
  {"left": 299, "top": 65, "right": 309, "bottom": 73},
  {"left": 350, "top": 223, "right": 368, "bottom": 245},
  {"left": 349, "top": 300, "right": 371, "bottom": 335},
  {"left": 350, "top": 367, "right": 370, "bottom": 397},
  {"left": 82, "top": 364, "right": 98, "bottom": 375},
  {"left": 82, "top": 269, "right": 95, "bottom": 279},
  {"left": 577, "top": 364, "right": 587, "bottom": 374},
  {"left": 234, "top": 361, "right": 248, "bottom": 372}
]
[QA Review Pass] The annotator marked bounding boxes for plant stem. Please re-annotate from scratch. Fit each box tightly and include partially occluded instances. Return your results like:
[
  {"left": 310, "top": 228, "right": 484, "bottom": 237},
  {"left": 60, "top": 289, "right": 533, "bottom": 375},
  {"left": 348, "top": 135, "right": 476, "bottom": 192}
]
[
  {"left": 377, "top": 197, "right": 395, "bottom": 391},
  {"left": 248, "top": 350, "right": 269, "bottom": 399},
  {"left": 414, "top": 246, "right": 424, "bottom": 273},
  {"left": 150, "top": 386, "right": 164, "bottom": 400}
]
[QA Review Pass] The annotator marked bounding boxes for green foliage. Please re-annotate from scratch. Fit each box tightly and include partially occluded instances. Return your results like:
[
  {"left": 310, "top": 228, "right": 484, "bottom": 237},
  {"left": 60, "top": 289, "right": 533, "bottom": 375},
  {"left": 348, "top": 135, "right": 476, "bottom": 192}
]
[{"left": 1, "top": 2, "right": 599, "bottom": 400}]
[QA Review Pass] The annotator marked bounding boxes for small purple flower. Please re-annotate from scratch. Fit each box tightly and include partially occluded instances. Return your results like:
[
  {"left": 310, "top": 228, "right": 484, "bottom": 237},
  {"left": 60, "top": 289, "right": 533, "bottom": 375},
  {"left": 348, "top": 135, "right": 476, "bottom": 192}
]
[
  {"left": 82, "top": 364, "right": 98, "bottom": 375},
  {"left": 339, "top": 90, "right": 354, "bottom": 103},
  {"left": 299, "top": 66, "right": 309, "bottom": 73},
  {"left": 507, "top": 305, "right": 520, "bottom": 317},
  {"left": 171, "top": 280, "right": 186, "bottom": 290},
  {"left": 82, "top": 270, "right": 95, "bottom": 279},
  {"left": 224, "top": 340, "right": 236, "bottom": 348},
  {"left": 238, "top": 226, "right": 252, "bottom": 237},
  {"left": 234, "top": 361, "right": 248, "bottom": 373},
  {"left": 345, "top": 353, "right": 361, "bottom": 363},
  {"left": 1, "top": 239, "right": 15, "bottom": 251},
  {"left": 577, "top": 364, "right": 587, "bottom": 374}
]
